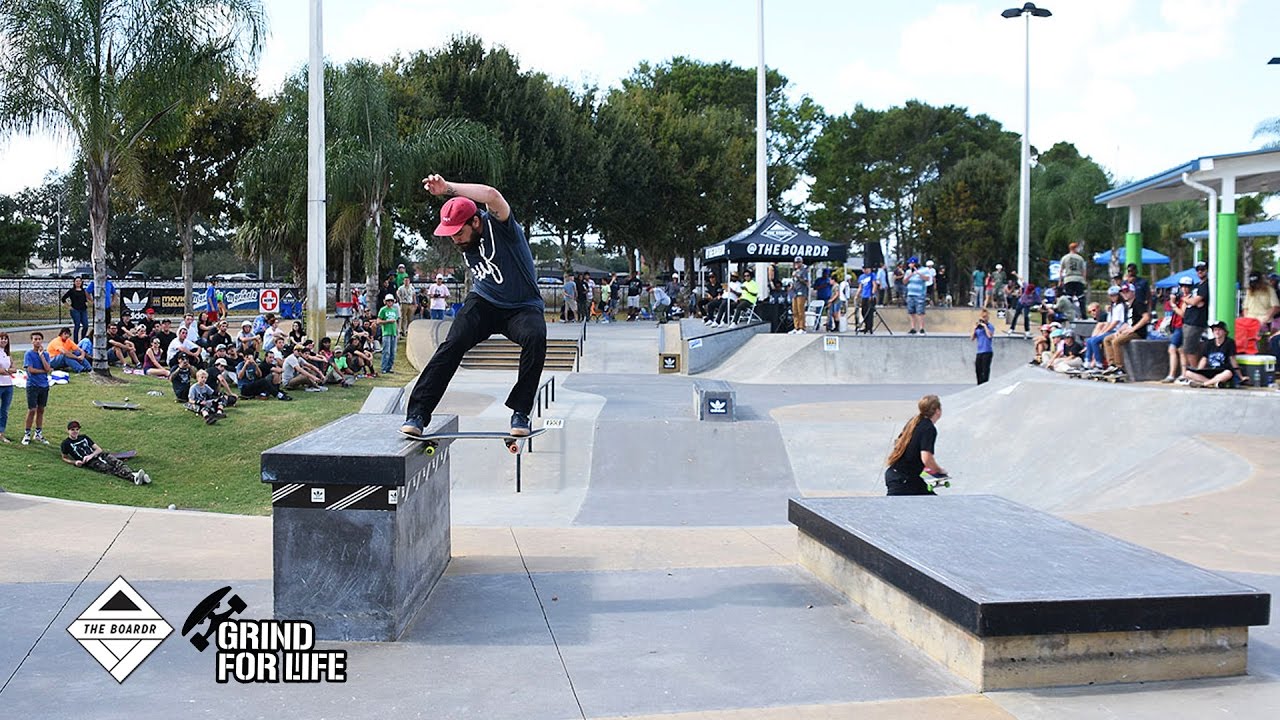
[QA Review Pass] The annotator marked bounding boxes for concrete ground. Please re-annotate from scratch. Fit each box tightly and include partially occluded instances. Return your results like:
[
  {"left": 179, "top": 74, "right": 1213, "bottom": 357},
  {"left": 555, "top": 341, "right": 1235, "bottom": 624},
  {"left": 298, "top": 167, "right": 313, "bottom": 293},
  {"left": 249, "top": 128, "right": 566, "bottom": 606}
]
[{"left": 2, "top": 321, "right": 1278, "bottom": 719}]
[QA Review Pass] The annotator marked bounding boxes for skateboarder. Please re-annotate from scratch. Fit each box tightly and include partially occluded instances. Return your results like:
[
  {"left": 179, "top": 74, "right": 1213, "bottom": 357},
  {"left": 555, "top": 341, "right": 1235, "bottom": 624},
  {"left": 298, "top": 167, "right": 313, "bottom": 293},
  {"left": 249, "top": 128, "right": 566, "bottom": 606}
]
[
  {"left": 401, "top": 174, "right": 546, "bottom": 438},
  {"left": 883, "top": 395, "right": 947, "bottom": 496},
  {"left": 61, "top": 420, "right": 151, "bottom": 485}
]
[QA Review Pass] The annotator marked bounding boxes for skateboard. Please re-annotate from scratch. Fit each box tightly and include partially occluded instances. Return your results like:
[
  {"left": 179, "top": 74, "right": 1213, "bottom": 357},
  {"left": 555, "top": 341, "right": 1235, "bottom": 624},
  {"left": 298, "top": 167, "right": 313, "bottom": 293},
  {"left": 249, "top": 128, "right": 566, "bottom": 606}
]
[
  {"left": 110, "top": 450, "right": 137, "bottom": 460},
  {"left": 93, "top": 400, "right": 140, "bottom": 410},
  {"left": 923, "top": 473, "right": 952, "bottom": 493},
  {"left": 402, "top": 428, "right": 548, "bottom": 455},
  {"left": 181, "top": 586, "right": 247, "bottom": 652}
]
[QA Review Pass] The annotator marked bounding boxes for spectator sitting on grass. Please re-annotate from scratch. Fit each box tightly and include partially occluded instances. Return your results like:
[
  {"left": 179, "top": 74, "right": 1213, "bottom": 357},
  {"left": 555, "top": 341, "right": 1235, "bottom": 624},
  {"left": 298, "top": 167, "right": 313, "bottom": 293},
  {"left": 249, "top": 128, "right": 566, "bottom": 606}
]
[
  {"left": 151, "top": 318, "right": 176, "bottom": 355},
  {"left": 333, "top": 346, "right": 359, "bottom": 386},
  {"left": 302, "top": 338, "right": 346, "bottom": 385},
  {"left": 61, "top": 420, "right": 150, "bottom": 485},
  {"left": 262, "top": 314, "right": 281, "bottom": 353},
  {"left": 47, "top": 327, "right": 91, "bottom": 373},
  {"left": 235, "top": 320, "right": 260, "bottom": 356},
  {"left": 167, "top": 326, "right": 203, "bottom": 369},
  {"left": 104, "top": 324, "right": 139, "bottom": 367},
  {"left": 212, "top": 357, "right": 240, "bottom": 398},
  {"left": 283, "top": 343, "right": 327, "bottom": 392},
  {"left": 1180, "top": 321, "right": 1239, "bottom": 388},
  {"left": 141, "top": 338, "right": 170, "bottom": 378},
  {"left": 187, "top": 369, "right": 229, "bottom": 424},
  {"left": 236, "top": 351, "right": 291, "bottom": 401},
  {"left": 206, "top": 320, "right": 233, "bottom": 351},
  {"left": 345, "top": 331, "right": 377, "bottom": 377},
  {"left": 170, "top": 355, "right": 194, "bottom": 402},
  {"left": 287, "top": 320, "right": 306, "bottom": 349}
]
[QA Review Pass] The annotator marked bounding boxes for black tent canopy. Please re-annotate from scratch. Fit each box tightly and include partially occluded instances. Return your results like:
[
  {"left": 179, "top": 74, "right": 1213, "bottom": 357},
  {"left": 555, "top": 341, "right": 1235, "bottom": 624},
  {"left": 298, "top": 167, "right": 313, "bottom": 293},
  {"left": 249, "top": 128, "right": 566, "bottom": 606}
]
[{"left": 701, "top": 211, "right": 848, "bottom": 264}]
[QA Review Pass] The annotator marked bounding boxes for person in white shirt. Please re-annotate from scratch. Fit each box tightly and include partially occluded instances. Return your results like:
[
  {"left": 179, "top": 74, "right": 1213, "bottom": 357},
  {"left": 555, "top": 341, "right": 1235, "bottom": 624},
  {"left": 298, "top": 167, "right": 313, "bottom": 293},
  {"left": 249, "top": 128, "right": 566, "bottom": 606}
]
[
  {"left": 262, "top": 315, "right": 280, "bottom": 353},
  {"left": 282, "top": 344, "right": 326, "bottom": 391},
  {"left": 428, "top": 275, "right": 450, "bottom": 319},
  {"left": 836, "top": 273, "right": 853, "bottom": 328},
  {"left": 921, "top": 260, "right": 937, "bottom": 304},
  {"left": 167, "top": 327, "right": 202, "bottom": 368}
]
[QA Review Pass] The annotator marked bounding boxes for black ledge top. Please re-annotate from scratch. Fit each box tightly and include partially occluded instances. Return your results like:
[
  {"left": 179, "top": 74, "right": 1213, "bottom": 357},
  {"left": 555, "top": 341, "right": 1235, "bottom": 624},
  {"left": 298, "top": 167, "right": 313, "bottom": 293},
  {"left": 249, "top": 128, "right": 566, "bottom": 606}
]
[
  {"left": 261, "top": 413, "right": 454, "bottom": 486},
  {"left": 790, "top": 495, "right": 1271, "bottom": 637}
]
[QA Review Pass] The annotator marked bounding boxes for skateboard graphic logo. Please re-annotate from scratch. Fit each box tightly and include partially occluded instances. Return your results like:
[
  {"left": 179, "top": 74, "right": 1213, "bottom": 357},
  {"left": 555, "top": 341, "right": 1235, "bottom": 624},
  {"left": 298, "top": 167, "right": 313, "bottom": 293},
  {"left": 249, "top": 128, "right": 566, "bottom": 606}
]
[
  {"left": 311, "top": 488, "right": 325, "bottom": 503},
  {"left": 67, "top": 576, "right": 173, "bottom": 683},
  {"left": 708, "top": 399, "right": 728, "bottom": 415},
  {"left": 662, "top": 356, "right": 677, "bottom": 369},
  {"left": 182, "top": 586, "right": 347, "bottom": 683}
]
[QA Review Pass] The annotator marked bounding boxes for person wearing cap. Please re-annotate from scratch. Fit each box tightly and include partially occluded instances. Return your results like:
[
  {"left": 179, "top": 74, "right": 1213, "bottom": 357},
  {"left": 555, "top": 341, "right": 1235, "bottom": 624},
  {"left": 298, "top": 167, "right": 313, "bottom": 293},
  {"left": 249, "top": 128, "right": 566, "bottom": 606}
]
[
  {"left": 646, "top": 280, "right": 672, "bottom": 324},
  {"left": 1101, "top": 282, "right": 1151, "bottom": 377},
  {"left": 1083, "top": 287, "right": 1126, "bottom": 372},
  {"left": 61, "top": 420, "right": 151, "bottom": 485},
  {"left": 1177, "top": 261, "right": 1211, "bottom": 368},
  {"left": 395, "top": 263, "right": 410, "bottom": 288},
  {"left": 1180, "top": 321, "right": 1239, "bottom": 388},
  {"left": 401, "top": 173, "right": 546, "bottom": 438},
  {"left": 1158, "top": 276, "right": 1194, "bottom": 383},
  {"left": 921, "top": 259, "right": 938, "bottom": 304},
  {"left": 787, "top": 256, "right": 810, "bottom": 334},
  {"left": 1243, "top": 270, "right": 1280, "bottom": 331},
  {"left": 235, "top": 320, "right": 260, "bottom": 357},
  {"left": 1046, "top": 328, "right": 1085, "bottom": 373},
  {"left": 212, "top": 356, "right": 239, "bottom": 396},
  {"left": 396, "top": 275, "right": 416, "bottom": 336},
  {"left": 375, "top": 293, "right": 401, "bottom": 373},
  {"left": 813, "top": 268, "right": 835, "bottom": 329},
  {"left": 1123, "top": 263, "right": 1150, "bottom": 308},
  {"left": 903, "top": 257, "right": 928, "bottom": 334},
  {"left": 428, "top": 274, "right": 450, "bottom": 320},
  {"left": 1059, "top": 243, "right": 1088, "bottom": 317},
  {"left": 856, "top": 266, "right": 878, "bottom": 334}
]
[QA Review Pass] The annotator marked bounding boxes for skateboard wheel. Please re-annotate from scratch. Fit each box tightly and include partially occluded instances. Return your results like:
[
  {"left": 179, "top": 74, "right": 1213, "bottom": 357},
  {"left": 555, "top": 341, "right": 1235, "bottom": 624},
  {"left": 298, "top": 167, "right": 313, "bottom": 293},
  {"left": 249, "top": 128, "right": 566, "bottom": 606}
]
[{"left": 424, "top": 444, "right": 436, "bottom": 456}]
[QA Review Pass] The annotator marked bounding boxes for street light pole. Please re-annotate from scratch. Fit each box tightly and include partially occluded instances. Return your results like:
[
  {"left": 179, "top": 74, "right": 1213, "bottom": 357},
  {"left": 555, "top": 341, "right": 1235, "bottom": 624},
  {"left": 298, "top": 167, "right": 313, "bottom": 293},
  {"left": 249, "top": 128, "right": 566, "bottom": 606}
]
[
  {"left": 306, "top": 0, "right": 327, "bottom": 343},
  {"left": 1003, "top": 2, "right": 1051, "bottom": 286},
  {"left": 755, "top": 0, "right": 769, "bottom": 288}
]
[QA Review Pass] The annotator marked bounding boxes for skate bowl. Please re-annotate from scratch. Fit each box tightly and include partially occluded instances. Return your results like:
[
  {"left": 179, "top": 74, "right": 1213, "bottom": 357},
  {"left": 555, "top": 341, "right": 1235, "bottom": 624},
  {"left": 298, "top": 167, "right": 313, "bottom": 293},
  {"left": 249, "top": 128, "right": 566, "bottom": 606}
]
[{"left": 702, "top": 333, "right": 1028, "bottom": 384}]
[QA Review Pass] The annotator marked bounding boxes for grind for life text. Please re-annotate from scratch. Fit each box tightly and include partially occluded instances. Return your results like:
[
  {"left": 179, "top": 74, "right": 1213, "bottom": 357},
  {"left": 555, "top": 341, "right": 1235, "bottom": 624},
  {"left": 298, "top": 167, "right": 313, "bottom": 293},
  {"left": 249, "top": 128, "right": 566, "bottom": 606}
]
[{"left": 215, "top": 620, "right": 346, "bottom": 683}]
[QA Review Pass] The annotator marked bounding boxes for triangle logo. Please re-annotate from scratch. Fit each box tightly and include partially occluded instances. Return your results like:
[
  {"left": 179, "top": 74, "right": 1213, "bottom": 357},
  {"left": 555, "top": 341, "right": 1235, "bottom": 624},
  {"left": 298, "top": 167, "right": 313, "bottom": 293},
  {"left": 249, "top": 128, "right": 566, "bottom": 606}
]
[{"left": 68, "top": 576, "right": 173, "bottom": 683}]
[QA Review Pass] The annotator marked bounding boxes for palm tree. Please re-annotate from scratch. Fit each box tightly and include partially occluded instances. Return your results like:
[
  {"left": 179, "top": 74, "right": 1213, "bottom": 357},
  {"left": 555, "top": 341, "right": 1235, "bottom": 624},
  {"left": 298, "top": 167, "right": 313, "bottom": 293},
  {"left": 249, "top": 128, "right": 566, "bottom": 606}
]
[
  {"left": 327, "top": 61, "right": 500, "bottom": 301},
  {"left": 0, "top": 0, "right": 265, "bottom": 375}
]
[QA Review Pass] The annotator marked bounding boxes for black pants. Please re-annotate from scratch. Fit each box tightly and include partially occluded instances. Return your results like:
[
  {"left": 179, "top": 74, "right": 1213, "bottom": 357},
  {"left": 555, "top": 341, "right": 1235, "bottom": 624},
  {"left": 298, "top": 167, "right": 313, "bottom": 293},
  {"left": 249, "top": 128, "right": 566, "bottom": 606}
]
[
  {"left": 860, "top": 296, "right": 876, "bottom": 333},
  {"left": 1008, "top": 304, "right": 1031, "bottom": 332},
  {"left": 884, "top": 467, "right": 930, "bottom": 496},
  {"left": 1063, "top": 281, "right": 1086, "bottom": 317},
  {"left": 975, "top": 351, "right": 993, "bottom": 385},
  {"left": 407, "top": 293, "right": 546, "bottom": 419}
]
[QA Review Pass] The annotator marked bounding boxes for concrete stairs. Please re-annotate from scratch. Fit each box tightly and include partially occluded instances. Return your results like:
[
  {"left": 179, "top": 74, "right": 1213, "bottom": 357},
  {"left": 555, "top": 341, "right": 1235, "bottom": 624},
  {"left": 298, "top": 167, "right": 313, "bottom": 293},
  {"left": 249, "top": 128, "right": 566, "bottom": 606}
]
[{"left": 461, "top": 336, "right": 581, "bottom": 371}]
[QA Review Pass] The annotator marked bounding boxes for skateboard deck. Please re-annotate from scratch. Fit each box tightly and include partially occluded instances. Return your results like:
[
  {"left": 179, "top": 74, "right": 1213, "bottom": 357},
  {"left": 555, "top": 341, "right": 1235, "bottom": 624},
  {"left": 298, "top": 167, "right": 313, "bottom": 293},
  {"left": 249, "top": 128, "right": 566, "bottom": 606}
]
[
  {"left": 110, "top": 450, "right": 137, "bottom": 460},
  {"left": 402, "top": 428, "right": 548, "bottom": 455},
  {"left": 923, "top": 473, "right": 952, "bottom": 494},
  {"left": 93, "top": 400, "right": 140, "bottom": 410}
]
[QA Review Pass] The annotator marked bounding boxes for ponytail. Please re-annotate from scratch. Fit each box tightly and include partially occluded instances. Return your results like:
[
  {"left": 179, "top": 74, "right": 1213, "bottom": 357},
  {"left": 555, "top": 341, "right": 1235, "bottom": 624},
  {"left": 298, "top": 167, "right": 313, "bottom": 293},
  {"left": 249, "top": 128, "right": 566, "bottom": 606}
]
[{"left": 885, "top": 395, "right": 942, "bottom": 467}]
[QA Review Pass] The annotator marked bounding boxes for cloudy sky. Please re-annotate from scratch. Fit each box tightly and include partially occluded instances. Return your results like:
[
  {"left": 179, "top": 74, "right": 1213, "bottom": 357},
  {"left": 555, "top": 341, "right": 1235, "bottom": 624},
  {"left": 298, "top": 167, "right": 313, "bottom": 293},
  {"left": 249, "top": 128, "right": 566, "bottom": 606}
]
[{"left": 2, "top": 0, "right": 1277, "bottom": 197}]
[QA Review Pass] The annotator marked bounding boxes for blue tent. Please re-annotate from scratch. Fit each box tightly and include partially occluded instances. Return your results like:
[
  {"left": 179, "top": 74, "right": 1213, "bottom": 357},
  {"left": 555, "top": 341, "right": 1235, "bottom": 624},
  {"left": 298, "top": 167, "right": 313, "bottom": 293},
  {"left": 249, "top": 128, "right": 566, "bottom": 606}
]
[
  {"left": 1093, "top": 247, "right": 1171, "bottom": 265},
  {"left": 1182, "top": 218, "right": 1280, "bottom": 240},
  {"left": 1154, "top": 267, "right": 1197, "bottom": 289}
]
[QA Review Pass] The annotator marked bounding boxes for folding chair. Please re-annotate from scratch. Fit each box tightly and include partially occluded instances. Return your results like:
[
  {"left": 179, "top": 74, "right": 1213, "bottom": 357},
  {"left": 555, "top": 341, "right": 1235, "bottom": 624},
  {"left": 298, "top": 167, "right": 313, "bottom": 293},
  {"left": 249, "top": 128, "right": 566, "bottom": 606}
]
[
  {"left": 730, "top": 301, "right": 762, "bottom": 326},
  {"left": 807, "top": 300, "right": 827, "bottom": 331}
]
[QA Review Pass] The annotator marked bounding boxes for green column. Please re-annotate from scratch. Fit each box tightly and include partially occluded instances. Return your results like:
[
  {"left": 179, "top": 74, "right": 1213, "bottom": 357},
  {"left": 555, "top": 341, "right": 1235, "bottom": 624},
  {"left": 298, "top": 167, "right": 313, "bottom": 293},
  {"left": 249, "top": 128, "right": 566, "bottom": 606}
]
[
  {"left": 1124, "top": 232, "right": 1142, "bottom": 273},
  {"left": 1215, "top": 213, "right": 1238, "bottom": 325}
]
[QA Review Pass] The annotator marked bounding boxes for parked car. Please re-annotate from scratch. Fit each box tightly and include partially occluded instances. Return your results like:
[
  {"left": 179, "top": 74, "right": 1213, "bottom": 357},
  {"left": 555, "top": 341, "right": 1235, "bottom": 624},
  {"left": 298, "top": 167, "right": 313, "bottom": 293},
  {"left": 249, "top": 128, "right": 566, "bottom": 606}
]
[
  {"left": 124, "top": 271, "right": 148, "bottom": 281},
  {"left": 212, "top": 272, "right": 259, "bottom": 281}
]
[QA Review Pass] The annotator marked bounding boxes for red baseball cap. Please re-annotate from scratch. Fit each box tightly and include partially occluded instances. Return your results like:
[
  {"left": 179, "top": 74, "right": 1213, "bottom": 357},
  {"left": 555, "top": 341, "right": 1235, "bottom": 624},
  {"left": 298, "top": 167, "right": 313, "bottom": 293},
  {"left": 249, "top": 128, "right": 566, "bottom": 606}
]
[{"left": 434, "top": 197, "right": 478, "bottom": 236}]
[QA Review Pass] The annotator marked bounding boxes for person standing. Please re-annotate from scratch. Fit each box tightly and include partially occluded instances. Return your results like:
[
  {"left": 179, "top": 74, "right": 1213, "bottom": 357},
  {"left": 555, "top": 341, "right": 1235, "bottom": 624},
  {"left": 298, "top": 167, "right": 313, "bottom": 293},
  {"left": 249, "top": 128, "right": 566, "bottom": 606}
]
[
  {"left": 21, "top": 332, "right": 52, "bottom": 446},
  {"left": 884, "top": 395, "right": 946, "bottom": 496},
  {"left": 990, "top": 264, "right": 1006, "bottom": 310},
  {"left": 904, "top": 258, "right": 928, "bottom": 334},
  {"left": 1179, "top": 261, "right": 1211, "bottom": 369},
  {"left": 401, "top": 174, "right": 546, "bottom": 438},
  {"left": 62, "top": 277, "right": 90, "bottom": 342},
  {"left": 599, "top": 275, "right": 614, "bottom": 323},
  {"left": 396, "top": 276, "right": 415, "bottom": 337},
  {"left": 205, "top": 278, "right": 227, "bottom": 321},
  {"left": 857, "top": 266, "right": 878, "bottom": 334},
  {"left": 972, "top": 309, "right": 995, "bottom": 384},
  {"left": 561, "top": 274, "right": 577, "bottom": 323},
  {"left": 428, "top": 275, "right": 450, "bottom": 320},
  {"left": 787, "top": 256, "right": 810, "bottom": 334},
  {"left": 1058, "top": 242, "right": 1087, "bottom": 318},
  {"left": 921, "top": 260, "right": 938, "bottom": 304},
  {"left": 577, "top": 272, "right": 591, "bottom": 323},
  {"left": 626, "top": 272, "right": 644, "bottom": 321},
  {"left": 971, "top": 267, "right": 986, "bottom": 308},
  {"left": 0, "top": 331, "right": 13, "bottom": 444},
  {"left": 376, "top": 294, "right": 400, "bottom": 374}
]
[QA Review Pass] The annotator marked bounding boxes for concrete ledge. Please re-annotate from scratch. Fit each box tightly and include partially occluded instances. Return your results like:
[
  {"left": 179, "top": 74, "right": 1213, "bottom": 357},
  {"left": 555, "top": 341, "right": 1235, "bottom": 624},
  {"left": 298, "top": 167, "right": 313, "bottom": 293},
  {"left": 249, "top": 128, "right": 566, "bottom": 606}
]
[
  {"left": 1123, "top": 339, "right": 1169, "bottom": 381},
  {"left": 359, "top": 386, "right": 404, "bottom": 414},
  {"left": 693, "top": 379, "right": 736, "bottom": 421},
  {"left": 681, "top": 319, "right": 770, "bottom": 374},
  {"left": 797, "top": 531, "right": 1248, "bottom": 690},
  {"left": 789, "top": 496, "right": 1269, "bottom": 690}
]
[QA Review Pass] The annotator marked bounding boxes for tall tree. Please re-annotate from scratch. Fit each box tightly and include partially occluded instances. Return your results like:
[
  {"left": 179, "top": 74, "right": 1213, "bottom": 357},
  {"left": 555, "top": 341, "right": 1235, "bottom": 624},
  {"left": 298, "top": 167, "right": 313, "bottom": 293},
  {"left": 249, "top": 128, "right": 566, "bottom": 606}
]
[
  {"left": 915, "top": 152, "right": 1016, "bottom": 299},
  {"left": 0, "top": 195, "right": 40, "bottom": 274},
  {"left": 133, "top": 75, "right": 274, "bottom": 310},
  {"left": 0, "top": 0, "right": 266, "bottom": 375}
]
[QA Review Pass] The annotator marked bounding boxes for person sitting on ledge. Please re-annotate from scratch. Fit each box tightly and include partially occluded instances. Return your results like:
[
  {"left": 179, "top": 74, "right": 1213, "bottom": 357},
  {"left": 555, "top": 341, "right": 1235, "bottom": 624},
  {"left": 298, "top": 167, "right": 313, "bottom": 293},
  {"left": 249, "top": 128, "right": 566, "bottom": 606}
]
[
  {"left": 61, "top": 420, "right": 151, "bottom": 485},
  {"left": 1179, "top": 321, "right": 1239, "bottom": 388}
]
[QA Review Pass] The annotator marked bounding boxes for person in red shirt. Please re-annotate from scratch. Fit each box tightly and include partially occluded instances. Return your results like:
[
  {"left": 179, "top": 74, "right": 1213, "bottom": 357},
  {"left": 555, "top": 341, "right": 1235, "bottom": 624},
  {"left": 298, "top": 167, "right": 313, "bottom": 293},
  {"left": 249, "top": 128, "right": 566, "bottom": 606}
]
[{"left": 1161, "top": 277, "right": 1191, "bottom": 383}]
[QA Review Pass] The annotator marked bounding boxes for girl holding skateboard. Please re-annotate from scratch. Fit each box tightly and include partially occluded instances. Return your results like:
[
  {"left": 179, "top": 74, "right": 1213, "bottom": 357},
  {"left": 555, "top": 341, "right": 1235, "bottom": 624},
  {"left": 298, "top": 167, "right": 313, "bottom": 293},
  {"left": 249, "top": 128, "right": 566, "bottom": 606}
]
[{"left": 884, "top": 395, "right": 947, "bottom": 496}]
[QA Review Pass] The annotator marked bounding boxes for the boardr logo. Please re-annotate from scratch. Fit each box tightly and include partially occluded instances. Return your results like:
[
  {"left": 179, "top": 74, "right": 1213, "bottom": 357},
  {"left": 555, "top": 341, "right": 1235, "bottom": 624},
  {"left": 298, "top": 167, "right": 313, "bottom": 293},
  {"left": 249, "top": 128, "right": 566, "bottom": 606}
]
[
  {"left": 67, "top": 576, "right": 173, "bottom": 683},
  {"left": 760, "top": 221, "right": 798, "bottom": 242},
  {"left": 708, "top": 399, "right": 728, "bottom": 414},
  {"left": 182, "top": 586, "right": 347, "bottom": 683}
]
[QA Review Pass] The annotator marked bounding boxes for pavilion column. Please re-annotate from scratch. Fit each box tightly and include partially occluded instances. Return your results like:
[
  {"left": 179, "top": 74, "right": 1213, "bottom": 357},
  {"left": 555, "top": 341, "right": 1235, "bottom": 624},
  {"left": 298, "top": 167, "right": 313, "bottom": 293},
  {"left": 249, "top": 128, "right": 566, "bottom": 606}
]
[
  {"left": 1125, "top": 206, "right": 1142, "bottom": 275},
  {"left": 1217, "top": 176, "right": 1238, "bottom": 325}
]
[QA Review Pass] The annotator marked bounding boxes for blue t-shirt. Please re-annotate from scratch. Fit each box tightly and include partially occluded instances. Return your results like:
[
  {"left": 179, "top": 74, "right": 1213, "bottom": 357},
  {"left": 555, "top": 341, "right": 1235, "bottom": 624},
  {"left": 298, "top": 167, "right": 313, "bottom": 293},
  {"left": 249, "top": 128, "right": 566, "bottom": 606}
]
[
  {"left": 206, "top": 285, "right": 219, "bottom": 309},
  {"left": 464, "top": 211, "right": 543, "bottom": 311},
  {"left": 974, "top": 322, "right": 994, "bottom": 354},
  {"left": 86, "top": 279, "right": 115, "bottom": 304},
  {"left": 905, "top": 271, "right": 927, "bottom": 298},
  {"left": 972, "top": 269, "right": 985, "bottom": 286},
  {"left": 858, "top": 272, "right": 875, "bottom": 298},
  {"left": 814, "top": 275, "right": 833, "bottom": 301},
  {"left": 24, "top": 350, "right": 51, "bottom": 388}
]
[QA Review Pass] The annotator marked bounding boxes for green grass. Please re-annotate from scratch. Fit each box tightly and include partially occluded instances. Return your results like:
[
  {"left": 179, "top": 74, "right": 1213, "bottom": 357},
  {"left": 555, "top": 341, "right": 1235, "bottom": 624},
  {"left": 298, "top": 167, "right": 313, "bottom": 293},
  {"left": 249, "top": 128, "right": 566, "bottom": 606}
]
[{"left": 1, "top": 346, "right": 413, "bottom": 515}]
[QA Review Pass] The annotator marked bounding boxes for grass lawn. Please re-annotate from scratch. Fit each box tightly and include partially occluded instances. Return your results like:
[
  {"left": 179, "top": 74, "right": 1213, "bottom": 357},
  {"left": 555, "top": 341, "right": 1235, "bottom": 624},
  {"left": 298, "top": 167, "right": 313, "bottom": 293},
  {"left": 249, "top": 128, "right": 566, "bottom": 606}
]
[{"left": 1, "top": 344, "right": 413, "bottom": 515}]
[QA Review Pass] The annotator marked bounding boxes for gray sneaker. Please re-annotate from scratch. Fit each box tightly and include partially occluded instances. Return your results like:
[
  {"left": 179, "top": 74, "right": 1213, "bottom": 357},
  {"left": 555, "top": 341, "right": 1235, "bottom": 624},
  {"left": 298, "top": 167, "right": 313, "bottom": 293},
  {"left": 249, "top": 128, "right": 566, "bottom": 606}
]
[
  {"left": 400, "top": 414, "right": 427, "bottom": 436},
  {"left": 510, "top": 411, "right": 532, "bottom": 437}
]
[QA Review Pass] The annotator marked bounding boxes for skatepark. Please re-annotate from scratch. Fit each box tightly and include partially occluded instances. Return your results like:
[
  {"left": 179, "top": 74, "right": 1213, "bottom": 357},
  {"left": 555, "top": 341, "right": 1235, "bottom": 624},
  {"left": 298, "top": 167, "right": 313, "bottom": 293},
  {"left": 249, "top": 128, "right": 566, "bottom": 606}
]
[{"left": 2, "top": 320, "right": 1278, "bottom": 719}]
